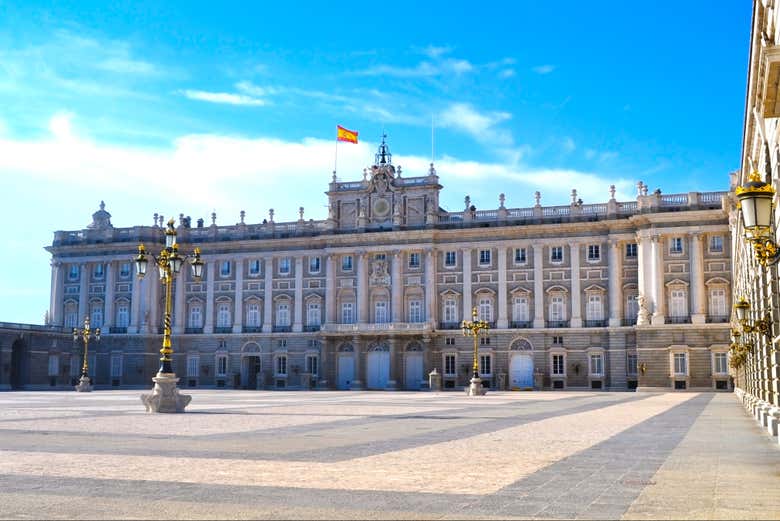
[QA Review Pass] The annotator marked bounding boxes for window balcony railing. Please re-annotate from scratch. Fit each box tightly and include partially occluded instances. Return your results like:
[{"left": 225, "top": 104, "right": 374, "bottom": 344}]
[
  {"left": 706, "top": 315, "right": 729, "bottom": 324},
  {"left": 546, "top": 320, "right": 570, "bottom": 328},
  {"left": 214, "top": 326, "right": 233, "bottom": 334},
  {"left": 621, "top": 318, "right": 637, "bottom": 326},
  {"left": 184, "top": 327, "right": 203, "bottom": 334},
  {"left": 510, "top": 320, "right": 532, "bottom": 329},
  {"left": 583, "top": 320, "right": 607, "bottom": 328},
  {"left": 273, "top": 325, "right": 292, "bottom": 333},
  {"left": 304, "top": 325, "right": 321, "bottom": 332},
  {"left": 109, "top": 326, "right": 128, "bottom": 334},
  {"left": 667, "top": 316, "right": 691, "bottom": 324},
  {"left": 439, "top": 321, "right": 461, "bottom": 330},
  {"left": 242, "top": 326, "right": 262, "bottom": 333}
]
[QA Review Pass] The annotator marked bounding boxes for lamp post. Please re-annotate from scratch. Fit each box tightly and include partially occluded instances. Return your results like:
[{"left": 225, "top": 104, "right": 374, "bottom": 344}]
[
  {"left": 462, "top": 306, "right": 490, "bottom": 396},
  {"left": 733, "top": 297, "right": 772, "bottom": 338},
  {"left": 135, "top": 219, "right": 204, "bottom": 413},
  {"left": 736, "top": 171, "right": 780, "bottom": 266},
  {"left": 73, "top": 315, "right": 100, "bottom": 392}
]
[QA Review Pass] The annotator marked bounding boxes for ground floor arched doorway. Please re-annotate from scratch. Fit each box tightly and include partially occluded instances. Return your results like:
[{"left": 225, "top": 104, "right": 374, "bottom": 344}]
[
  {"left": 10, "top": 339, "right": 27, "bottom": 390},
  {"left": 338, "top": 355, "right": 355, "bottom": 390},
  {"left": 509, "top": 354, "right": 534, "bottom": 389},
  {"left": 367, "top": 343, "right": 390, "bottom": 389},
  {"left": 241, "top": 356, "right": 261, "bottom": 390},
  {"left": 404, "top": 342, "right": 423, "bottom": 390}
]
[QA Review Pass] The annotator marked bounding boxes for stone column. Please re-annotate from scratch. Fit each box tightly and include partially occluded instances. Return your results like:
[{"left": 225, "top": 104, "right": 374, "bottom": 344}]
[
  {"left": 690, "top": 233, "right": 706, "bottom": 324},
  {"left": 570, "top": 243, "right": 582, "bottom": 327},
  {"left": 497, "top": 247, "right": 508, "bottom": 328},
  {"left": 392, "top": 250, "right": 403, "bottom": 322},
  {"left": 173, "top": 271, "right": 185, "bottom": 334},
  {"left": 636, "top": 232, "right": 650, "bottom": 325},
  {"left": 293, "top": 256, "right": 304, "bottom": 332},
  {"left": 608, "top": 240, "right": 622, "bottom": 327},
  {"left": 50, "top": 261, "right": 65, "bottom": 326},
  {"left": 387, "top": 336, "right": 400, "bottom": 390},
  {"left": 325, "top": 254, "right": 336, "bottom": 323},
  {"left": 233, "top": 259, "right": 244, "bottom": 333},
  {"left": 462, "top": 248, "right": 472, "bottom": 320},
  {"left": 103, "top": 262, "right": 115, "bottom": 329},
  {"left": 357, "top": 252, "right": 369, "bottom": 324},
  {"left": 651, "top": 235, "right": 666, "bottom": 325},
  {"left": 78, "top": 263, "right": 89, "bottom": 326},
  {"left": 129, "top": 264, "right": 142, "bottom": 334},
  {"left": 204, "top": 261, "right": 216, "bottom": 334},
  {"left": 147, "top": 270, "right": 160, "bottom": 334},
  {"left": 262, "top": 257, "right": 273, "bottom": 333},
  {"left": 424, "top": 249, "right": 436, "bottom": 326},
  {"left": 351, "top": 335, "right": 363, "bottom": 389},
  {"left": 533, "top": 244, "right": 545, "bottom": 328}
]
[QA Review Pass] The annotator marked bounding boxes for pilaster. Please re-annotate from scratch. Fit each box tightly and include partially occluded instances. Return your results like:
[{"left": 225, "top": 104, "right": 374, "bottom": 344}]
[
  {"left": 173, "top": 273, "right": 185, "bottom": 334},
  {"left": 497, "top": 247, "right": 508, "bottom": 328},
  {"left": 462, "top": 248, "right": 472, "bottom": 320},
  {"left": 533, "top": 244, "right": 544, "bottom": 328},
  {"left": 205, "top": 262, "right": 216, "bottom": 334},
  {"left": 424, "top": 249, "right": 436, "bottom": 326},
  {"left": 293, "top": 256, "right": 304, "bottom": 332},
  {"left": 608, "top": 240, "right": 622, "bottom": 326},
  {"left": 233, "top": 259, "right": 244, "bottom": 333},
  {"left": 104, "top": 262, "right": 115, "bottom": 329},
  {"left": 147, "top": 269, "right": 159, "bottom": 334},
  {"left": 392, "top": 251, "right": 403, "bottom": 322},
  {"left": 262, "top": 257, "right": 273, "bottom": 333},
  {"left": 357, "top": 251, "right": 369, "bottom": 325},
  {"left": 50, "top": 261, "right": 64, "bottom": 326},
  {"left": 128, "top": 264, "right": 141, "bottom": 334},
  {"left": 351, "top": 335, "right": 364, "bottom": 390},
  {"left": 78, "top": 263, "right": 89, "bottom": 327},
  {"left": 325, "top": 254, "right": 336, "bottom": 323},
  {"left": 570, "top": 243, "right": 582, "bottom": 327},
  {"left": 690, "top": 233, "right": 706, "bottom": 324},
  {"left": 651, "top": 235, "right": 666, "bottom": 325}
]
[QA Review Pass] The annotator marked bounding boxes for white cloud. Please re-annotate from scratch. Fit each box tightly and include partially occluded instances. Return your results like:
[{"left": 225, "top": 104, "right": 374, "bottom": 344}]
[
  {"left": 533, "top": 65, "right": 556, "bottom": 74},
  {"left": 97, "top": 57, "right": 158, "bottom": 75},
  {"left": 180, "top": 89, "right": 267, "bottom": 106},
  {"left": 499, "top": 68, "right": 516, "bottom": 78},
  {"left": 562, "top": 137, "right": 576, "bottom": 153},
  {"left": 421, "top": 45, "right": 452, "bottom": 59},
  {"left": 438, "top": 103, "right": 513, "bottom": 146}
]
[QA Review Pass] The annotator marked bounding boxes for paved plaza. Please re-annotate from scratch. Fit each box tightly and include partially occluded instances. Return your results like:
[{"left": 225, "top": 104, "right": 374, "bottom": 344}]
[{"left": 0, "top": 390, "right": 778, "bottom": 519}]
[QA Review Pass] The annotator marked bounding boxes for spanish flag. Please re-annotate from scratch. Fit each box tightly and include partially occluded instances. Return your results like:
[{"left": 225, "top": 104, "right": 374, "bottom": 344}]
[{"left": 337, "top": 125, "right": 358, "bottom": 144}]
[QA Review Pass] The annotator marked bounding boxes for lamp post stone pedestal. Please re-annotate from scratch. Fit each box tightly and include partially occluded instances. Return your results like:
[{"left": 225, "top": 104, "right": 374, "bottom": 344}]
[
  {"left": 141, "top": 374, "right": 191, "bottom": 413},
  {"left": 467, "top": 377, "right": 486, "bottom": 396},
  {"left": 74, "top": 375, "right": 92, "bottom": 392}
]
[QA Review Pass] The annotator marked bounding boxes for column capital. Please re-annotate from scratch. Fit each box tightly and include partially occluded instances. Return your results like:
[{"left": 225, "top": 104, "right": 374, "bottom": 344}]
[
  {"left": 608, "top": 238, "right": 621, "bottom": 248},
  {"left": 691, "top": 231, "right": 704, "bottom": 241}
]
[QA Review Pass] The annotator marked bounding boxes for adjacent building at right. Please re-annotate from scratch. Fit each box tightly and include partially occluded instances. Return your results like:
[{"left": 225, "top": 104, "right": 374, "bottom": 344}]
[{"left": 732, "top": 0, "right": 780, "bottom": 435}]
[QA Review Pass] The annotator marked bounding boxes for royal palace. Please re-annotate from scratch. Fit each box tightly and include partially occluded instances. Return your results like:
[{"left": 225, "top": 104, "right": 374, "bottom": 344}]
[{"left": 2, "top": 139, "right": 734, "bottom": 392}]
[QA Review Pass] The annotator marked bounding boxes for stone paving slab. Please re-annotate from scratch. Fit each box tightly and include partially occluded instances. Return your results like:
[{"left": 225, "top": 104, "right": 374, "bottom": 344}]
[{"left": 0, "top": 390, "right": 776, "bottom": 519}]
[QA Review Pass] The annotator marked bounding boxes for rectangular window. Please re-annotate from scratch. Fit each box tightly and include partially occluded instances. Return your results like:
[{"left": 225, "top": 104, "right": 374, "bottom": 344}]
[
  {"left": 306, "top": 355, "right": 319, "bottom": 376},
  {"left": 278, "top": 339, "right": 287, "bottom": 348},
  {"left": 217, "top": 303, "right": 231, "bottom": 327},
  {"left": 90, "top": 306, "right": 103, "bottom": 328},
  {"left": 587, "top": 245, "right": 600, "bottom": 261},
  {"left": 714, "top": 352, "right": 728, "bottom": 374},
  {"left": 110, "top": 354, "right": 122, "bottom": 378},
  {"left": 307, "top": 302, "right": 321, "bottom": 326},
  {"left": 479, "top": 249, "right": 491, "bottom": 265},
  {"left": 514, "top": 247, "right": 527, "bottom": 264},
  {"left": 627, "top": 354, "right": 638, "bottom": 375},
  {"left": 408, "top": 300, "right": 423, "bottom": 323},
  {"left": 220, "top": 261, "right": 231, "bottom": 277},
  {"left": 479, "top": 355, "right": 492, "bottom": 376},
  {"left": 48, "top": 354, "right": 59, "bottom": 376},
  {"left": 512, "top": 297, "right": 529, "bottom": 322},
  {"left": 670, "top": 237, "right": 683, "bottom": 254},
  {"left": 93, "top": 264, "right": 105, "bottom": 280},
  {"left": 68, "top": 265, "right": 80, "bottom": 281},
  {"left": 625, "top": 243, "right": 637, "bottom": 259},
  {"left": 445, "top": 337, "right": 455, "bottom": 346},
  {"left": 445, "top": 251, "right": 456, "bottom": 267},
  {"left": 275, "top": 355, "right": 287, "bottom": 376},
  {"left": 116, "top": 305, "right": 129, "bottom": 327},
  {"left": 709, "top": 289, "right": 726, "bottom": 317},
  {"left": 278, "top": 258, "right": 291, "bottom": 275},
  {"left": 246, "top": 303, "right": 260, "bottom": 326},
  {"left": 444, "top": 298, "right": 457, "bottom": 323},
  {"left": 709, "top": 235, "right": 723, "bottom": 253},
  {"left": 673, "top": 353, "right": 687, "bottom": 375},
  {"left": 249, "top": 259, "right": 261, "bottom": 276},
  {"left": 189, "top": 305, "right": 203, "bottom": 328},
  {"left": 625, "top": 295, "right": 639, "bottom": 320},
  {"left": 342, "top": 255, "right": 353, "bottom": 272},
  {"left": 586, "top": 294, "right": 603, "bottom": 321},
  {"left": 216, "top": 355, "right": 228, "bottom": 377},
  {"left": 276, "top": 303, "right": 290, "bottom": 326},
  {"left": 553, "top": 335, "right": 563, "bottom": 345},
  {"left": 374, "top": 253, "right": 386, "bottom": 261},
  {"left": 374, "top": 301, "right": 388, "bottom": 323},
  {"left": 670, "top": 289, "right": 687, "bottom": 317},
  {"left": 552, "top": 354, "right": 565, "bottom": 375},
  {"left": 478, "top": 298, "right": 492, "bottom": 322},
  {"left": 119, "top": 263, "right": 131, "bottom": 278},
  {"left": 409, "top": 252, "right": 421, "bottom": 268},
  {"left": 309, "top": 256, "right": 321, "bottom": 274},
  {"left": 550, "top": 246, "right": 563, "bottom": 263},
  {"left": 480, "top": 336, "right": 491, "bottom": 346},
  {"left": 444, "top": 354, "right": 456, "bottom": 376},
  {"left": 187, "top": 356, "right": 199, "bottom": 378},
  {"left": 590, "top": 354, "right": 604, "bottom": 376},
  {"left": 549, "top": 296, "right": 565, "bottom": 321},
  {"left": 341, "top": 302, "right": 354, "bottom": 324}
]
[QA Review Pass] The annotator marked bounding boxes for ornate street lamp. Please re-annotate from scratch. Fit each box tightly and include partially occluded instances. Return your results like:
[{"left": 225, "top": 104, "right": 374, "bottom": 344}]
[
  {"left": 136, "top": 219, "right": 204, "bottom": 413},
  {"left": 73, "top": 316, "right": 100, "bottom": 392},
  {"left": 736, "top": 171, "right": 780, "bottom": 266},
  {"left": 461, "top": 307, "right": 490, "bottom": 396},
  {"left": 733, "top": 297, "right": 771, "bottom": 338}
]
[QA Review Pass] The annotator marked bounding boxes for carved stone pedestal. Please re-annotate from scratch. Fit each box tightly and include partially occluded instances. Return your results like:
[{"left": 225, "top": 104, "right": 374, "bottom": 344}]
[
  {"left": 141, "top": 373, "right": 191, "bottom": 413},
  {"left": 466, "top": 377, "right": 486, "bottom": 396},
  {"left": 74, "top": 375, "right": 92, "bottom": 392}
]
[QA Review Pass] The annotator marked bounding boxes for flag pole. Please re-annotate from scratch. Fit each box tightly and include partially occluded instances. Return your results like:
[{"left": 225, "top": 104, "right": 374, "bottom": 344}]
[{"left": 334, "top": 126, "right": 338, "bottom": 178}]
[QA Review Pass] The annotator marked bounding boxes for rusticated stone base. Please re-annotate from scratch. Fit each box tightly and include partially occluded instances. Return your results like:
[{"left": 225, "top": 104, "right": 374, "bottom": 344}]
[
  {"left": 74, "top": 375, "right": 92, "bottom": 392},
  {"left": 466, "top": 377, "right": 487, "bottom": 396},
  {"left": 141, "top": 373, "right": 191, "bottom": 413}
]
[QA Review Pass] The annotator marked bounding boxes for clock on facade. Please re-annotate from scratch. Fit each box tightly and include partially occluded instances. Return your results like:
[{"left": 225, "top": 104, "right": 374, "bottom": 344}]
[{"left": 373, "top": 197, "right": 391, "bottom": 218}]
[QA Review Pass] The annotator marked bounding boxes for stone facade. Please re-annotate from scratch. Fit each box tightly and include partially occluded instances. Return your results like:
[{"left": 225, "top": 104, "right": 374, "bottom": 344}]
[
  {"left": 731, "top": 1, "right": 780, "bottom": 436},
  {"left": 13, "top": 139, "right": 732, "bottom": 392}
]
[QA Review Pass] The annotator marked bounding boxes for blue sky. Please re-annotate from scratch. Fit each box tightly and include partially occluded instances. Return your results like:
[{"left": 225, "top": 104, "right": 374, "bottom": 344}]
[{"left": 0, "top": 1, "right": 750, "bottom": 324}]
